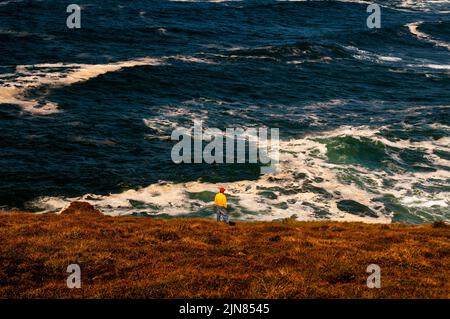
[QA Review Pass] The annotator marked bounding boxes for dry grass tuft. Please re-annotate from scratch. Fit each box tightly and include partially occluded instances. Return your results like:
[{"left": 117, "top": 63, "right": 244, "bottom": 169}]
[{"left": 0, "top": 210, "right": 448, "bottom": 299}]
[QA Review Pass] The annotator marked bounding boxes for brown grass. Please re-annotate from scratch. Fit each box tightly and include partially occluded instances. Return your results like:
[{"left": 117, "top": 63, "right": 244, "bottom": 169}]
[{"left": 0, "top": 210, "right": 449, "bottom": 299}]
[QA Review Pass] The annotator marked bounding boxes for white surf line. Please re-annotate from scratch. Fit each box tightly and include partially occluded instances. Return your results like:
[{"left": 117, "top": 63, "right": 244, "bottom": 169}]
[
  {"left": 27, "top": 125, "right": 413, "bottom": 223},
  {"left": 0, "top": 58, "right": 163, "bottom": 115},
  {"left": 31, "top": 123, "right": 450, "bottom": 223},
  {"left": 278, "top": 0, "right": 424, "bottom": 13},
  {"left": 0, "top": 0, "right": 17, "bottom": 6},
  {"left": 169, "top": 0, "right": 243, "bottom": 3},
  {"left": 0, "top": 55, "right": 214, "bottom": 115},
  {"left": 400, "top": 0, "right": 450, "bottom": 13},
  {"left": 407, "top": 21, "right": 450, "bottom": 51}
]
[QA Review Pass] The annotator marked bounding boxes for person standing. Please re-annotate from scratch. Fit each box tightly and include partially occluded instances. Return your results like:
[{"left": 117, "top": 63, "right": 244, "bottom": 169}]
[{"left": 215, "top": 187, "right": 230, "bottom": 225}]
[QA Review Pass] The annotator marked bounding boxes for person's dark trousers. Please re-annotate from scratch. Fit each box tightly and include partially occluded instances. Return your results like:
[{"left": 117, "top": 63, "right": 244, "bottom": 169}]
[{"left": 215, "top": 206, "right": 229, "bottom": 224}]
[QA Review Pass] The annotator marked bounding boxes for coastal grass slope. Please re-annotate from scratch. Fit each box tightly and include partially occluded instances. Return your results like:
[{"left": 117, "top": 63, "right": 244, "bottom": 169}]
[{"left": 0, "top": 204, "right": 449, "bottom": 298}]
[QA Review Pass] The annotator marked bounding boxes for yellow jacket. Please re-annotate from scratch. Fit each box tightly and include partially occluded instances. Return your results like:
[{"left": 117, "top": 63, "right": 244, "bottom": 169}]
[{"left": 214, "top": 193, "right": 227, "bottom": 208}]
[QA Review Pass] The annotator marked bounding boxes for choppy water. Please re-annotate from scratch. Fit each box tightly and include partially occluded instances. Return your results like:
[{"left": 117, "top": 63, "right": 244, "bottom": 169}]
[{"left": 0, "top": 0, "right": 449, "bottom": 223}]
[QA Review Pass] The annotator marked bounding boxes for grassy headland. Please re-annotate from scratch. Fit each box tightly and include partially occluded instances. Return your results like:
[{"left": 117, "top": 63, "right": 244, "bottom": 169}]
[{"left": 0, "top": 202, "right": 449, "bottom": 298}]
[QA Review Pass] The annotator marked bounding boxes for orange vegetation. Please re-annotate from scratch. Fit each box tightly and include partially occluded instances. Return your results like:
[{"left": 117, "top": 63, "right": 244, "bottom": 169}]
[{"left": 0, "top": 203, "right": 448, "bottom": 299}]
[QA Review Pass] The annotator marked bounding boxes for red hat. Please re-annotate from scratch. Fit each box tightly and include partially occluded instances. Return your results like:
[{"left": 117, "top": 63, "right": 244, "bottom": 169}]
[{"left": 220, "top": 188, "right": 225, "bottom": 193}]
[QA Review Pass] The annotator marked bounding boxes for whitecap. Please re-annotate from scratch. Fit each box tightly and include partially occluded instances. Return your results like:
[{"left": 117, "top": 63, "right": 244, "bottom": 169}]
[
  {"left": 1, "top": 55, "right": 218, "bottom": 115},
  {"left": 407, "top": 21, "right": 450, "bottom": 51},
  {"left": 30, "top": 123, "right": 449, "bottom": 223}
]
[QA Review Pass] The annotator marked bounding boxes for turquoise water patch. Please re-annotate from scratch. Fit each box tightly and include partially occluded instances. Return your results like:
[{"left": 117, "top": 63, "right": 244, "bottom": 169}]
[
  {"left": 397, "top": 148, "right": 436, "bottom": 172},
  {"left": 129, "top": 199, "right": 160, "bottom": 211},
  {"left": 336, "top": 168, "right": 379, "bottom": 193},
  {"left": 414, "top": 180, "right": 450, "bottom": 194},
  {"left": 373, "top": 195, "right": 423, "bottom": 224},
  {"left": 316, "top": 136, "right": 393, "bottom": 169},
  {"left": 316, "top": 136, "right": 436, "bottom": 173},
  {"left": 258, "top": 191, "right": 278, "bottom": 200},
  {"left": 434, "top": 149, "right": 450, "bottom": 161},
  {"left": 373, "top": 195, "right": 449, "bottom": 224},
  {"left": 256, "top": 185, "right": 303, "bottom": 196},
  {"left": 187, "top": 191, "right": 217, "bottom": 202},
  {"left": 302, "top": 202, "right": 331, "bottom": 219}
]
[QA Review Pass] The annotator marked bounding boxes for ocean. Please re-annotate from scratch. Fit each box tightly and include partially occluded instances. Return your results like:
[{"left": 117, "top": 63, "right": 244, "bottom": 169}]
[{"left": 0, "top": 0, "right": 448, "bottom": 223}]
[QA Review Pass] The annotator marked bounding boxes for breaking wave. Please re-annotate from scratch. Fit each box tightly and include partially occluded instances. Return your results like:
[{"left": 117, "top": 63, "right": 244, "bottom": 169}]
[
  {"left": 0, "top": 58, "right": 163, "bottom": 114},
  {"left": 0, "top": 55, "right": 216, "bottom": 115},
  {"left": 407, "top": 21, "right": 450, "bottom": 51},
  {"left": 31, "top": 124, "right": 449, "bottom": 224},
  {"left": 1, "top": 0, "right": 449, "bottom": 224}
]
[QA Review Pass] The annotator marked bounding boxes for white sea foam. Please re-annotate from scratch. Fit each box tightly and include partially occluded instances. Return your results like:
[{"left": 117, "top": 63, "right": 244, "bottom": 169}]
[
  {"left": 414, "top": 64, "right": 450, "bottom": 70},
  {"left": 0, "top": 0, "right": 22, "bottom": 6},
  {"left": 407, "top": 21, "right": 450, "bottom": 51},
  {"left": 30, "top": 124, "right": 449, "bottom": 223},
  {"left": 0, "top": 55, "right": 218, "bottom": 115},
  {"left": 303, "top": 99, "right": 347, "bottom": 110},
  {"left": 279, "top": 0, "right": 372, "bottom": 4},
  {"left": 279, "top": 0, "right": 449, "bottom": 13},
  {"left": 169, "top": 55, "right": 216, "bottom": 64},
  {"left": 344, "top": 46, "right": 404, "bottom": 64},
  {"left": 0, "top": 58, "right": 163, "bottom": 115},
  {"left": 399, "top": 0, "right": 450, "bottom": 13},
  {"left": 401, "top": 196, "right": 448, "bottom": 208},
  {"left": 378, "top": 56, "right": 403, "bottom": 62},
  {"left": 169, "top": 0, "right": 242, "bottom": 2},
  {"left": 134, "top": 0, "right": 449, "bottom": 13},
  {"left": 143, "top": 100, "right": 212, "bottom": 140},
  {"left": 143, "top": 117, "right": 180, "bottom": 140}
]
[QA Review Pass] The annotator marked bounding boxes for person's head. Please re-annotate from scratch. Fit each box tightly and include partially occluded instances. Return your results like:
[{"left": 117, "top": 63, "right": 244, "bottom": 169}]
[{"left": 219, "top": 187, "right": 225, "bottom": 193}]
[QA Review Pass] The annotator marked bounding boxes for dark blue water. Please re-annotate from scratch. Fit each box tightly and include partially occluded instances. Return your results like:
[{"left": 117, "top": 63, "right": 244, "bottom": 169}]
[{"left": 0, "top": 0, "right": 449, "bottom": 223}]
